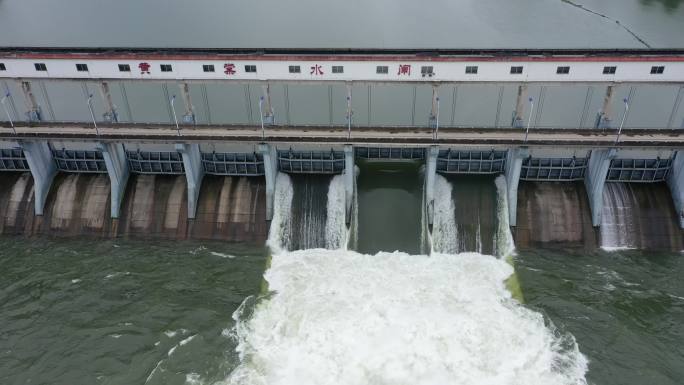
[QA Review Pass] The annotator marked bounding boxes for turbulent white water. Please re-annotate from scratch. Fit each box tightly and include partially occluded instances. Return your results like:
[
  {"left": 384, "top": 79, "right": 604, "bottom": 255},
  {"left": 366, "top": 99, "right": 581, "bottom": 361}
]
[
  {"left": 229, "top": 171, "right": 586, "bottom": 385},
  {"left": 224, "top": 250, "right": 587, "bottom": 385},
  {"left": 600, "top": 182, "right": 637, "bottom": 249},
  {"left": 267, "top": 173, "right": 348, "bottom": 252},
  {"left": 431, "top": 174, "right": 515, "bottom": 257}
]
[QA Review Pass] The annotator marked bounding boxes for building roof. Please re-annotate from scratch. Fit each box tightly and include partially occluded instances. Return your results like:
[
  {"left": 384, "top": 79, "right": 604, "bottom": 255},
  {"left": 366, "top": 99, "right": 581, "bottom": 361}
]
[{"left": 0, "top": 0, "right": 683, "bottom": 50}]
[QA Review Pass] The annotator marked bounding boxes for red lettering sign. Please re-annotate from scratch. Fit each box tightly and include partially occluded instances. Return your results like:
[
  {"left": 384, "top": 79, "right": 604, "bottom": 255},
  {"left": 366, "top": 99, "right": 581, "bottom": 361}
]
[
  {"left": 138, "top": 62, "right": 151, "bottom": 75},
  {"left": 310, "top": 64, "right": 324, "bottom": 76},
  {"left": 397, "top": 64, "right": 411, "bottom": 76},
  {"left": 224, "top": 63, "right": 236, "bottom": 75}
]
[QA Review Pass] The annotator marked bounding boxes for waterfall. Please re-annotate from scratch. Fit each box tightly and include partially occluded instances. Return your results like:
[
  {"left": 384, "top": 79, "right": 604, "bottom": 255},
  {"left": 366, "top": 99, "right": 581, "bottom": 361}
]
[
  {"left": 600, "top": 182, "right": 682, "bottom": 250},
  {"left": 430, "top": 174, "right": 515, "bottom": 257},
  {"left": 267, "top": 172, "right": 348, "bottom": 252}
]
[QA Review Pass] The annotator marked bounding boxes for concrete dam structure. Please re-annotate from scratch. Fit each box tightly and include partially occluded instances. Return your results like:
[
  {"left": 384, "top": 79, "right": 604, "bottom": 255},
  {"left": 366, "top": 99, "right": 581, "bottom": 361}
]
[{"left": 1, "top": 48, "right": 684, "bottom": 249}]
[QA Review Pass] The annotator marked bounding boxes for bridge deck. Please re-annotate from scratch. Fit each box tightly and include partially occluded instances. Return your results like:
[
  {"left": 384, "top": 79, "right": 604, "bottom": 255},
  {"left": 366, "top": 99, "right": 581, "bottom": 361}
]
[{"left": 0, "top": 124, "right": 681, "bottom": 147}]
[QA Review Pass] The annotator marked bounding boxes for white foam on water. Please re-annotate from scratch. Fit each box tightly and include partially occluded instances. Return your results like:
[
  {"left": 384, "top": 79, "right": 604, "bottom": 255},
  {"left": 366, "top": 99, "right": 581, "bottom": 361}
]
[
  {"left": 325, "top": 174, "right": 347, "bottom": 250},
  {"left": 495, "top": 175, "right": 516, "bottom": 258},
  {"left": 431, "top": 175, "right": 457, "bottom": 254},
  {"left": 267, "top": 173, "right": 294, "bottom": 254},
  {"left": 222, "top": 249, "right": 587, "bottom": 385},
  {"left": 210, "top": 251, "right": 237, "bottom": 259}
]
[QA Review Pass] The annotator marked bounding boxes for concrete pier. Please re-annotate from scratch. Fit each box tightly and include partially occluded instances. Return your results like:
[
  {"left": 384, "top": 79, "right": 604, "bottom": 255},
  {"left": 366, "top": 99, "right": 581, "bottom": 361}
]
[
  {"left": 19, "top": 140, "right": 56, "bottom": 216},
  {"left": 96, "top": 142, "right": 129, "bottom": 218},
  {"left": 175, "top": 143, "right": 204, "bottom": 219},
  {"left": 504, "top": 147, "right": 528, "bottom": 226},
  {"left": 667, "top": 151, "right": 684, "bottom": 229},
  {"left": 258, "top": 143, "right": 278, "bottom": 220},
  {"left": 585, "top": 148, "right": 616, "bottom": 226},
  {"left": 425, "top": 145, "right": 439, "bottom": 225},
  {"left": 344, "top": 144, "right": 354, "bottom": 224}
]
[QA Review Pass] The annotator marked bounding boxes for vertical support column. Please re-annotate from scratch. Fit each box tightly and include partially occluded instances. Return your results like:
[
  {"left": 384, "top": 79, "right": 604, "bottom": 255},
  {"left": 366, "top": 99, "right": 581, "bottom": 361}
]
[
  {"left": 429, "top": 85, "right": 439, "bottom": 128},
  {"left": 178, "top": 82, "right": 195, "bottom": 124},
  {"left": 261, "top": 84, "right": 275, "bottom": 124},
  {"left": 175, "top": 143, "right": 204, "bottom": 219},
  {"left": 425, "top": 145, "right": 439, "bottom": 226},
  {"left": 258, "top": 143, "right": 278, "bottom": 220},
  {"left": 20, "top": 81, "right": 42, "bottom": 121},
  {"left": 667, "top": 151, "right": 684, "bottom": 229},
  {"left": 344, "top": 145, "right": 354, "bottom": 225},
  {"left": 596, "top": 85, "right": 614, "bottom": 129},
  {"left": 96, "top": 142, "right": 129, "bottom": 218},
  {"left": 512, "top": 84, "right": 528, "bottom": 128},
  {"left": 505, "top": 147, "right": 529, "bottom": 226},
  {"left": 585, "top": 148, "right": 616, "bottom": 227},
  {"left": 99, "top": 82, "right": 118, "bottom": 123},
  {"left": 19, "top": 140, "right": 56, "bottom": 216}
]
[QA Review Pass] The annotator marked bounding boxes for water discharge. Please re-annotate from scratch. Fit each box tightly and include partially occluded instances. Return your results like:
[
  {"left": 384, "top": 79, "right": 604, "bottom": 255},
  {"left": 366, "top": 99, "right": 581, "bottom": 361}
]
[{"left": 226, "top": 171, "right": 587, "bottom": 384}]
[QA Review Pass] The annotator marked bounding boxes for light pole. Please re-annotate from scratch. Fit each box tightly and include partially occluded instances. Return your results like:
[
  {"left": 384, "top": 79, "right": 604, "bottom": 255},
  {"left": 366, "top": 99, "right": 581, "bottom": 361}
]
[
  {"left": 170, "top": 95, "right": 180, "bottom": 136},
  {"left": 433, "top": 97, "right": 440, "bottom": 140},
  {"left": 615, "top": 97, "right": 629, "bottom": 146},
  {"left": 86, "top": 94, "right": 99, "bottom": 135},
  {"left": 346, "top": 95, "right": 352, "bottom": 140},
  {"left": 1, "top": 92, "right": 15, "bottom": 135},
  {"left": 259, "top": 96, "right": 265, "bottom": 140},
  {"left": 524, "top": 97, "right": 534, "bottom": 143}
]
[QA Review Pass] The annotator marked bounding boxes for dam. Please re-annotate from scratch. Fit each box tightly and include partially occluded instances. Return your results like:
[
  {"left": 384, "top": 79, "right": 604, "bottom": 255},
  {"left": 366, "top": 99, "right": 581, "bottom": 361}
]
[{"left": 1, "top": 0, "right": 684, "bottom": 383}]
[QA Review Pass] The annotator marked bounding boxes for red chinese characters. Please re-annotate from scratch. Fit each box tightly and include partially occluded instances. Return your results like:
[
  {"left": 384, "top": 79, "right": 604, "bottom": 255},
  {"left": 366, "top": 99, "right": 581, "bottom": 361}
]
[
  {"left": 138, "top": 62, "right": 151, "bottom": 75},
  {"left": 224, "top": 63, "right": 236, "bottom": 75},
  {"left": 397, "top": 64, "right": 411, "bottom": 76},
  {"left": 310, "top": 64, "right": 324, "bottom": 76}
]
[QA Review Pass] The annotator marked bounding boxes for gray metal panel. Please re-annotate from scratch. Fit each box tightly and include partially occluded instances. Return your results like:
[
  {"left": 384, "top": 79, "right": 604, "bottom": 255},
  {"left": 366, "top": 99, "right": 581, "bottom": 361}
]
[
  {"left": 269, "top": 84, "right": 288, "bottom": 126},
  {"left": 188, "top": 84, "right": 210, "bottom": 124},
  {"left": 287, "top": 84, "right": 330, "bottom": 126},
  {"left": 108, "top": 81, "right": 132, "bottom": 122},
  {"left": 453, "top": 84, "right": 500, "bottom": 127},
  {"left": 350, "top": 84, "right": 370, "bottom": 127},
  {"left": 370, "top": 84, "right": 414, "bottom": 126},
  {"left": 204, "top": 83, "right": 251, "bottom": 124},
  {"left": 497, "top": 85, "right": 519, "bottom": 128},
  {"left": 625, "top": 85, "right": 681, "bottom": 129},
  {"left": 0, "top": 80, "right": 23, "bottom": 122},
  {"left": 536, "top": 86, "right": 589, "bottom": 128},
  {"left": 331, "top": 84, "right": 349, "bottom": 126},
  {"left": 414, "top": 85, "right": 434, "bottom": 127},
  {"left": 580, "top": 85, "right": 607, "bottom": 129},
  {"left": 123, "top": 81, "right": 172, "bottom": 123},
  {"left": 42, "top": 81, "right": 101, "bottom": 122}
]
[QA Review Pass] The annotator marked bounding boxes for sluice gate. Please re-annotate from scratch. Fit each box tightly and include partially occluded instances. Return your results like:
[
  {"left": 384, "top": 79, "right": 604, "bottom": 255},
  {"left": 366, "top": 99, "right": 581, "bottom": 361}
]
[{"left": 0, "top": 139, "right": 682, "bottom": 250}]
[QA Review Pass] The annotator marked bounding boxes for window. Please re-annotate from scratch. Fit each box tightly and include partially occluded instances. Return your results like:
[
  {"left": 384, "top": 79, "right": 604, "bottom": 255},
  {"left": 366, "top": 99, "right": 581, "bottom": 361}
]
[
  {"left": 556, "top": 66, "right": 570, "bottom": 74},
  {"left": 421, "top": 66, "right": 434, "bottom": 76},
  {"left": 76, "top": 63, "right": 88, "bottom": 72},
  {"left": 289, "top": 65, "right": 301, "bottom": 73},
  {"left": 203, "top": 64, "right": 215, "bottom": 72},
  {"left": 160, "top": 64, "right": 172, "bottom": 72},
  {"left": 332, "top": 65, "right": 344, "bottom": 74},
  {"left": 245, "top": 65, "right": 257, "bottom": 73},
  {"left": 465, "top": 66, "right": 478, "bottom": 74},
  {"left": 118, "top": 64, "right": 131, "bottom": 72},
  {"left": 0, "top": 63, "right": 5, "bottom": 71},
  {"left": 603, "top": 66, "right": 617, "bottom": 74},
  {"left": 376, "top": 65, "right": 388, "bottom": 74},
  {"left": 650, "top": 66, "right": 665, "bottom": 74},
  {"left": 510, "top": 66, "right": 523, "bottom": 74},
  {"left": 34, "top": 63, "right": 47, "bottom": 71}
]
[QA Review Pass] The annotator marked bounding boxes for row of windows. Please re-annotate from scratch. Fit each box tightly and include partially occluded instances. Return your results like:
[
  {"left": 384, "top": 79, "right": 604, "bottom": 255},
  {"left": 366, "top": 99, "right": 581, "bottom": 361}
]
[{"left": 2, "top": 62, "right": 670, "bottom": 76}]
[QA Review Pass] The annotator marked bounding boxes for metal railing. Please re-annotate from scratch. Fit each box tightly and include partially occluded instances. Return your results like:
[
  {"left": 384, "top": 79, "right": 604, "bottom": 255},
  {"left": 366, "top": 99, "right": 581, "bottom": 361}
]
[
  {"left": 278, "top": 150, "right": 345, "bottom": 174},
  {"left": 51, "top": 148, "right": 107, "bottom": 173},
  {"left": 202, "top": 152, "right": 265, "bottom": 176},
  {"left": 437, "top": 149, "right": 507, "bottom": 174},
  {"left": 520, "top": 157, "right": 587, "bottom": 181},
  {"left": 607, "top": 158, "right": 672, "bottom": 182},
  {"left": 126, "top": 150, "right": 184, "bottom": 174},
  {"left": 355, "top": 147, "right": 425, "bottom": 160},
  {"left": 0, "top": 148, "right": 30, "bottom": 171}
]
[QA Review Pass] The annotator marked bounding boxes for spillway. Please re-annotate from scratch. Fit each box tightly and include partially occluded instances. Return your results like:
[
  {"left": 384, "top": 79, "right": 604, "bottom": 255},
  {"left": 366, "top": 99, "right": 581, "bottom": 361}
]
[
  {"left": 600, "top": 182, "right": 683, "bottom": 250},
  {"left": 431, "top": 174, "right": 514, "bottom": 257},
  {"left": 225, "top": 165, "right": 587, "bottom": 385},
  {"left": 355, "top": 160, "right": 425, "bottom": 254},
  {"left": 515, "top": 181, "right": 597, "bottom": 249}
]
